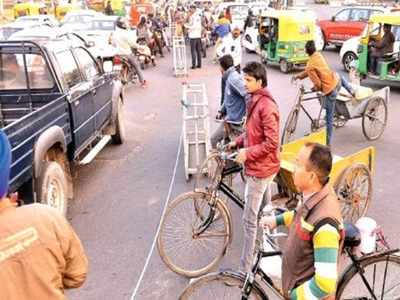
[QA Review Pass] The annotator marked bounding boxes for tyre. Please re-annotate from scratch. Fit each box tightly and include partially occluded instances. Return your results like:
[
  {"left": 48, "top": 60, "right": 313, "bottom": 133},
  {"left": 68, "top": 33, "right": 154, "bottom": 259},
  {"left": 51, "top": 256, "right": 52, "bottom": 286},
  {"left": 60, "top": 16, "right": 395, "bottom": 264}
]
[
  {"left": 279, "top": 59, "right": 292, "bottom": 73},
  {"left": 111, "top": 98, "right": 125, "bottom": 144},
  {"left": 334, "top": 163, "right": 372, "bottom": 224},
  {"left": 281, "top": 107, "right": 299, "bottom": 145},
  {"left": 120, "top": 65, "right": 128, "bottom": 85},
  {"left": 342, "top": 51, "right": 357, "bottom": 72},
  {"left": 336, "top": 254, "right": 400, "bottom": 299},
  {"left": 157, "top": 191, "right": 231, "bottom": 278},
  {"left": 37, "top": 161, "right": 69, "bottom": 216},
  {"left": 179, "top": 271, "right": 266, "bottom": 299},
  {"left": 362, "top": 96, "right": 387, "bottom": 141}
]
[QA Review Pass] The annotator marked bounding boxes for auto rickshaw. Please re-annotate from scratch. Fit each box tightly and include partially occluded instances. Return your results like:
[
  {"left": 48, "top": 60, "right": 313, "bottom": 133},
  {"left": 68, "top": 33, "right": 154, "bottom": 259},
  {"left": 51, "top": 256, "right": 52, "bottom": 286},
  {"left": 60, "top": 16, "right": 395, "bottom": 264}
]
[
  {"left": 13, "top": 2, "right": 47, "bottom": 19},
  {"left": 357, "top": 13, "right": 400, "bottom": 84},
  {"left": 54, "top": 0, "right": 84, "bottom": 20},
  {"left": 258, "top": 10, "right": 315, "bottom": 73}
]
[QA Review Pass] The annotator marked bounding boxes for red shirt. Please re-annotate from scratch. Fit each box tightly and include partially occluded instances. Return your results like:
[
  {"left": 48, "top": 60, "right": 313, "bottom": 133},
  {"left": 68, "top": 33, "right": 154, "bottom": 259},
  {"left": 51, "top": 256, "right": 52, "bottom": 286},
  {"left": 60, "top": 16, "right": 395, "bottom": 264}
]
[{"left": 235, "top": 88, "right": 280, "bottom": 178}]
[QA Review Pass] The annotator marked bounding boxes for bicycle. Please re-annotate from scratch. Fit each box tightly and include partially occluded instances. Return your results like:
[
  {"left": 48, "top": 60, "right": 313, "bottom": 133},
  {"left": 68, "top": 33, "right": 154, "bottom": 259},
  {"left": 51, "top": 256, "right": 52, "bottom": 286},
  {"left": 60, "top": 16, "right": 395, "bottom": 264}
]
[
  {"left": 179, "top": 222, "right": 400, "bottom": 300},
  {"left": 281, "top": 81, "right": 388, "bottom": 145},
  {"left": 157, "top": 146, "right": 278, "bottom": 278}
]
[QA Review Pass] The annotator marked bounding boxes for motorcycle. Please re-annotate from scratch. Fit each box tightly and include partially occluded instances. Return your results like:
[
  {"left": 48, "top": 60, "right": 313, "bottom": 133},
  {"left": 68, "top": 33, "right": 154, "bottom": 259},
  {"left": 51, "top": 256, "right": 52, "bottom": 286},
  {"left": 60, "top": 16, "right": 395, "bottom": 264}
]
[
  {"left": 135, "top": 37, "right": 156, "bottom": 70},
  {"left": 112, "top": 55, "right": 138, "bottom": 85},
  {"left": 154, "top": 27, "right": 171, "bottom": 53}
]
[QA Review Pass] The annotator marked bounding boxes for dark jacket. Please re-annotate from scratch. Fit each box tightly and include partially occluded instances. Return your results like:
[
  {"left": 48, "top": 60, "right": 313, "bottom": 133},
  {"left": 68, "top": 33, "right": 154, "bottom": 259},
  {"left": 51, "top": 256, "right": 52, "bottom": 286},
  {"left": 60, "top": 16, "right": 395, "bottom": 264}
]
[
  {"left": 281, "top": 184, "right": 343, "bottom": 299},
  {"left": 235, "top": 88, "right": 280, "bottom": 178},
  {"left": 220, "top": 66, "right": 247, "bottom": 123},
  {"left": 372, "top": 30, "right": 395, "bottom": 57}
]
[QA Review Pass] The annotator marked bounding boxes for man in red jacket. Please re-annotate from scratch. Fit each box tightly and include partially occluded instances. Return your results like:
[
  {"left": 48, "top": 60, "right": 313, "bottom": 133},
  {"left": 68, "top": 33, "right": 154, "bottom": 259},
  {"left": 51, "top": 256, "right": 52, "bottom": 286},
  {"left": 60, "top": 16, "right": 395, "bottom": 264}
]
[{"left": 229, "top": 61, "right": 280, "bottom": 273}]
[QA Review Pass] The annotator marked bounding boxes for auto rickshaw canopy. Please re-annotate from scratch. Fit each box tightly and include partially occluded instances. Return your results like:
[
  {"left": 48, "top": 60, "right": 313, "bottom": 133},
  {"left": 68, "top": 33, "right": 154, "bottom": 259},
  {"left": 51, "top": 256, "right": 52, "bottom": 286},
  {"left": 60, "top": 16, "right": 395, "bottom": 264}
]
[
  {"left": 13, "top": 2, "right": 46, "bottom": 18},
  {"left": 369, "top": 13, "right": 400, "bottom": 26},
  {"left": 259, "top": 10, "right": 315, "bottom": 42}
]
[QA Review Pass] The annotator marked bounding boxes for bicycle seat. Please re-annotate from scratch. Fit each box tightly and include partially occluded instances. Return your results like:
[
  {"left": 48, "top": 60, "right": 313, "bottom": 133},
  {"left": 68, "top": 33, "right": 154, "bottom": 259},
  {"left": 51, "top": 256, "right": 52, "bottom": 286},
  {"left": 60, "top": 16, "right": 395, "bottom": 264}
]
[{"left": 344, "top": 223, "right": 361, "bottom": 249}]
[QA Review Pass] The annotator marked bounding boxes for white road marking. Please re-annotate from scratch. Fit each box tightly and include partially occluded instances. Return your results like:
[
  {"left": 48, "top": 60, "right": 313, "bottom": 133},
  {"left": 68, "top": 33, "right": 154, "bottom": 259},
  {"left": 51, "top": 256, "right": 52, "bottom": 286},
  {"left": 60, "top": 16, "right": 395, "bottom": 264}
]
[{"left": 130, "top": 131, "right": 183, "bottom": 300}]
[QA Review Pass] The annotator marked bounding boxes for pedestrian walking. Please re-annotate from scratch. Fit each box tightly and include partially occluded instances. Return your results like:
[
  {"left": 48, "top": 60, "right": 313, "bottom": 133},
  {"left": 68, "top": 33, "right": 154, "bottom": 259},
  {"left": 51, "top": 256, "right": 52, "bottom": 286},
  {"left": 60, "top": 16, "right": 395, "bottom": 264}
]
[
  {"left": 0, "top": 129, "right": 88, "bottom": 300},
  {"left": 185, "top": 5, "right": 202, "bottom": 69},
  {"left": 228, "top": 62, "right": 280, "bottom": 274}
]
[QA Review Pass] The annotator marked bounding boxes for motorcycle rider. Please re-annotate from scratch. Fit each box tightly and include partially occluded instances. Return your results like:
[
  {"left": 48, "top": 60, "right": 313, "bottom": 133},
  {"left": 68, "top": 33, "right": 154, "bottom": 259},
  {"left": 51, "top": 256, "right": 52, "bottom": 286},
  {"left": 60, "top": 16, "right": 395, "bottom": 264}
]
[
  {"left": 111, "top": 17, "right": 147, "bottom": 87},
  {"left": 147, "top": 13, "right": 164, "bottom": 58}
]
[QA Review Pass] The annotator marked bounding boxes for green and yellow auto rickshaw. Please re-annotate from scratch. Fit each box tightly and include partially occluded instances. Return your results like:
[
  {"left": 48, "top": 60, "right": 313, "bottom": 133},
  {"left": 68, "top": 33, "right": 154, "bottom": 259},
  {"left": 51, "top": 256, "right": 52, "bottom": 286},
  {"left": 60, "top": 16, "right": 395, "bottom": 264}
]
[
  {"left": 13, "top": 2, "right": 47, "bottom": 18},
  {"left": 357, "top": 13, "right": 400, "bottom": 83},
  {"left": 259, "top": 10, "right": 315, "bottom": 73}
]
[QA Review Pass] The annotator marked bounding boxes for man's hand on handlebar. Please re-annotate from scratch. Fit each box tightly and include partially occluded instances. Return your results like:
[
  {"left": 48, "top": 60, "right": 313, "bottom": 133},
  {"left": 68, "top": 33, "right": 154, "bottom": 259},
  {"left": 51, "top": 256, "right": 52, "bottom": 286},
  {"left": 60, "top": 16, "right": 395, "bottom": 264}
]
[
  {"left": 235, "top": 148, "right": 247, "bottom": 164},
  {"left": 227, "top": 141, "right": 237, "bottom": 150},
  {"left": 260, "top": 215, "right": 277, "bottom": 231}
]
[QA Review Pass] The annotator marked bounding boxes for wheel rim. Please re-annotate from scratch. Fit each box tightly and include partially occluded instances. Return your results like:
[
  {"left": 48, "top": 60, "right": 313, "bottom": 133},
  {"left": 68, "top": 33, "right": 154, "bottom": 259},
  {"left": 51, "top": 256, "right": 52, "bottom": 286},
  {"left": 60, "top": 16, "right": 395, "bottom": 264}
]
[
  {"left": 158, "top": 193, "right": 230, "bottom": 276},
  {"left": 335, "top": 165, "right": 371, "bottom": 223},
  {"left": 280, "top": 60, "right": 288, "bottom": 73},
  {"left": 344, "top": 53, "right": 356, "bottom": 72},
  {"left": 46, "top": 177, "right": 65, "bottom": 213},
  {"left": 363, "top": 98, "right": 387, "bottom": 140},
  {"left": 337, "top": 256, "right": 400, "bottom": 299}
]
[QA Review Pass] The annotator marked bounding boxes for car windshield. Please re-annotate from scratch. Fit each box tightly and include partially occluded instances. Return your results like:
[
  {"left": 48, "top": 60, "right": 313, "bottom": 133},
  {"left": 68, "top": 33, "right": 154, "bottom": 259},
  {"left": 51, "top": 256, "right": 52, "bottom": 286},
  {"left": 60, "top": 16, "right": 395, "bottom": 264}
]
[
  {"left": 230, "top": 5, "right": 248, "bottom": 17},
  {"left": 15, "top": 17, "right": 39, "bottom": 22},
  {"left": 0, "top": 52, "right": 54, "bottom": 90}
]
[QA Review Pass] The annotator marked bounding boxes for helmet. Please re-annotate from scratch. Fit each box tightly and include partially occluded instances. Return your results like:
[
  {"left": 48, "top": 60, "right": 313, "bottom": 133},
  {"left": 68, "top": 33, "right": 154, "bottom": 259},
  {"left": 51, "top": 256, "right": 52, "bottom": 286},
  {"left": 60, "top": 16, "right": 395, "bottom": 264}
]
[{"left": 116, "top": 17, "right": 127, "bottom": 29}]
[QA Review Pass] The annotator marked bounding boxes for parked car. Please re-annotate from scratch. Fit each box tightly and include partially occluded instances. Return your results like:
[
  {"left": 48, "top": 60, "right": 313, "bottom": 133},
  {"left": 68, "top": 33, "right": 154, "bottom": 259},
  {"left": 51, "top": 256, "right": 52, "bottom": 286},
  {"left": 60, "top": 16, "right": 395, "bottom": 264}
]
[
  {"left": 0, "top": 19, "right": 54, "bottom": 41},
  {"left": 0, "top": 39, "right": 124, "bottom": 216},
  {"left": 339, "top": 24, "right": 400, "bottom": 71},
  {"left": 318, "top": 6, "right": 387, "bottom": 48},
  {"left": 248, "top": 2, "right": 270, "bottom": 15},
  {"left": 14, "top": 15, "right": 60, "bottom": 27},
  {"left": 60, "top": 10, "right": 104, "bottom": 31}
]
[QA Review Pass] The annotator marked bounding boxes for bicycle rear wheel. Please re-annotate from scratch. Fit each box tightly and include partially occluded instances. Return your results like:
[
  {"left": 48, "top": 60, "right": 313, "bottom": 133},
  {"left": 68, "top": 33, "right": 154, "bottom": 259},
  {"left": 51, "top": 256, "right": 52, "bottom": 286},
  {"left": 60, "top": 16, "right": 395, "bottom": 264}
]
[
  {"left": 336, "top": 254, "right": 400, "bottom": 299},
  {"left": 179, "top": 271, "right": 267, "bottom": 300},
  {"left": 157, "top": 191, "right": 231, "bottom": 278}
]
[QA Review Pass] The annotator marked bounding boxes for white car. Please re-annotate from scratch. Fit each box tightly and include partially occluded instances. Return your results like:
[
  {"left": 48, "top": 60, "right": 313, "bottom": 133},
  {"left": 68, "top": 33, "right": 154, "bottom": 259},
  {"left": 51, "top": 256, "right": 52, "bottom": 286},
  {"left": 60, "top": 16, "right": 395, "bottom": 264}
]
[
  {"left": 339, "top": 25, "right": 400, "bottom": 72},
  {"left": 14, "top": 15, "right": 59, "bottom": 27},
  {"left": 61, "top": 10, "right": 104, "bottom": 31}
]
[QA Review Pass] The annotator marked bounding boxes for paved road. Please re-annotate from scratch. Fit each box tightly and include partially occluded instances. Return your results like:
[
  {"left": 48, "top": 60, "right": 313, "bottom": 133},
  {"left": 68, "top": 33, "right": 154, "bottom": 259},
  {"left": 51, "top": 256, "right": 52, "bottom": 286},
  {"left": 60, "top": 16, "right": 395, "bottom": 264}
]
[{"left": 67, "top": 4, "right": 400, "bottom": 300}]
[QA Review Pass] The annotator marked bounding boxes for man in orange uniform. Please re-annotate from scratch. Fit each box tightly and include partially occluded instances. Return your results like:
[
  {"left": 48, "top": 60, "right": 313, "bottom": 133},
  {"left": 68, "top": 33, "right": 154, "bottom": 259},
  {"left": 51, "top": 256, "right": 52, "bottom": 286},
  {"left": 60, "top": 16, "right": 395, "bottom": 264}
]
[{"left": 0, "top": 129, "right": 88, "bottom": 299}]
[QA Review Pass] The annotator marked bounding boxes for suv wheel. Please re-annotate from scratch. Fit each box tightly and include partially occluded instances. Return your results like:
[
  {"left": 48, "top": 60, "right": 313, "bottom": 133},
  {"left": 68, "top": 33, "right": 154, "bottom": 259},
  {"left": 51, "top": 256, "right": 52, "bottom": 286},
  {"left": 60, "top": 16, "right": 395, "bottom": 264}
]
[
  {"left": 37, "top": 161, "right": 68, "bottom": 216},
  {"left": 111, "top": 97, "right": 125, "bottom": 144}
]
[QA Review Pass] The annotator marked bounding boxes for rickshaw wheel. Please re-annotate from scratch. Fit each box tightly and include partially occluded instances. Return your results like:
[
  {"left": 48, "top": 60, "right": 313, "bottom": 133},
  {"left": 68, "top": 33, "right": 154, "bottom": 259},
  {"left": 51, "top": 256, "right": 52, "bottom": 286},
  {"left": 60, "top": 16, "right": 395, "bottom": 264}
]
[
  {"left": 279, "top": 59, "right": 292, "bottom": 74},
  {"left": 334, "top": 164, "right": 372, "bottom": 224},
  {"left": 362, "top": 96, "right": 387, "bottom": 141}
]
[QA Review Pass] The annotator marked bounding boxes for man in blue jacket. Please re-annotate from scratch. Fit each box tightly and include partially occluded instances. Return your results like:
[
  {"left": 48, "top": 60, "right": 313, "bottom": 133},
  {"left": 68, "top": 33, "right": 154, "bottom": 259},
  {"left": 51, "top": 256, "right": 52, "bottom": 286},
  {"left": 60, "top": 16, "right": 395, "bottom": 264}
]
[{"left": 211, "top": 54, "right": 247, "bottom": 148}]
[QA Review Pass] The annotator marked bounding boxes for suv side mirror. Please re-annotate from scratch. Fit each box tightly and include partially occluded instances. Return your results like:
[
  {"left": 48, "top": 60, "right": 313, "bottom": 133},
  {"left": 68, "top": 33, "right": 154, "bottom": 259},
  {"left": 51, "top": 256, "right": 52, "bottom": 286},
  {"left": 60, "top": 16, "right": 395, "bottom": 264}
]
[{"left": 331, "top": 16, "right": 336, "bottom": 22}]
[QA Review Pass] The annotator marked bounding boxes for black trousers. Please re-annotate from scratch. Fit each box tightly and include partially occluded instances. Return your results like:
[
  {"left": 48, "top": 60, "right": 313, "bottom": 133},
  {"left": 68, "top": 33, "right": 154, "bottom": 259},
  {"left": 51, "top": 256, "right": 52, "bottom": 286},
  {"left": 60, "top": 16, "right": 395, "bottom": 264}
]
[{"left": 190, "top": 38, "right": 202, "bottom": 68}]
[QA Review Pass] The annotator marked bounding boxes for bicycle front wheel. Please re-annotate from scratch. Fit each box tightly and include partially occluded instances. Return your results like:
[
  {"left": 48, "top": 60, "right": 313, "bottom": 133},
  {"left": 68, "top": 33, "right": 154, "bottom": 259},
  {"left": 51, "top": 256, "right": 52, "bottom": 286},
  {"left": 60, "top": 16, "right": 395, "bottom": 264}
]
[
  {"left": 281, "top": 107, "right": 299, "bottom": 145},
  {"left": 179, "top": 271, "right": 267, "bottom": 300},
  {"left": 336, "top": 254, "right": 400, "bottom": 299},
  {"left": 157, "top": 191, "right": 231, "bottom": 278}
]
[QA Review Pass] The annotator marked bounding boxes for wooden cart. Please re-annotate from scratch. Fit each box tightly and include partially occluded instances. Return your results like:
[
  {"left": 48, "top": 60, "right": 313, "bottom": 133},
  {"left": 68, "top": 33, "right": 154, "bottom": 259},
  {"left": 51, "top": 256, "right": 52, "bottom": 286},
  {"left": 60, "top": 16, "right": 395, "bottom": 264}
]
[{"left": 278, "top": 129, "right": 375, "bottom": 223}]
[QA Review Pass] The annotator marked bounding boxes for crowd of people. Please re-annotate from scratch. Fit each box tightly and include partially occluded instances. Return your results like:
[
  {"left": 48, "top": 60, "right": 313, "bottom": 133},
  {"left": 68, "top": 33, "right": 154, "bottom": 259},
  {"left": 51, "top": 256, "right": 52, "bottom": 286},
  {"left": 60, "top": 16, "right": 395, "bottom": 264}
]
[{"left": 0, "top": 2, "right": 373, "bottom": 299}]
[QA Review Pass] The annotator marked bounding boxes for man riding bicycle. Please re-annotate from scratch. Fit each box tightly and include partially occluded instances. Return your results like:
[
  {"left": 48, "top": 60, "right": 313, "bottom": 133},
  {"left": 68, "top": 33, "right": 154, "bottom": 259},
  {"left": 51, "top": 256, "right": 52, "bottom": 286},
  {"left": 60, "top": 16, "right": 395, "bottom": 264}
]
[
  {"left": 111, "top": 17, "right": 147, "bottom": 87},
  {"left": 261, "top": 143, "right": 343, "bottom": 299},
  {"left": 211, "top": 54, "right": 247, "bottom": 148}
]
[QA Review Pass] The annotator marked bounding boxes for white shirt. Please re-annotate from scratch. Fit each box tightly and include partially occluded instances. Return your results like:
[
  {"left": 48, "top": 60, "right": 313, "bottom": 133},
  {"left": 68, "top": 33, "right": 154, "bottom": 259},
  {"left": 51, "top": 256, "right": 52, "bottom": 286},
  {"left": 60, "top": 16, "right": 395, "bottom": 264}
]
[
  {"left": 216, "top": 33, "right": 242, "bottom": 67},
  {"left": 185, "top": 11, "right": 202, "bottom": 39},
  {"left": 111, "top": 27, "right": 138, "bottom": 56}
]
